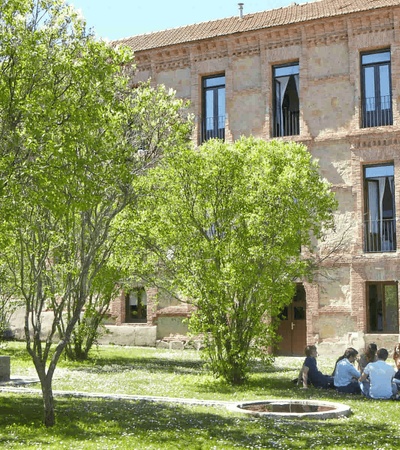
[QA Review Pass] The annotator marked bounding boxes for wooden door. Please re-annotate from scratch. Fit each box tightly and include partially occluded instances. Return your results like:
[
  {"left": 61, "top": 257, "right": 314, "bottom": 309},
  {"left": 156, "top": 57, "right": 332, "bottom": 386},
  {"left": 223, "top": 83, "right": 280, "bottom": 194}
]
[{"left": 276, "top": 284, "right": 307, "bottom": 356}]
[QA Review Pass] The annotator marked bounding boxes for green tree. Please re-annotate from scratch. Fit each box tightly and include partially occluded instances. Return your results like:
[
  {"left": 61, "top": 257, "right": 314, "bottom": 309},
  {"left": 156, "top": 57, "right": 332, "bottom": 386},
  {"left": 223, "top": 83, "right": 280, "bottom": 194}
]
[
  {"left": 62, "top": 261, "right": 125, "bottom": 361},
  {"left": 0, "top": 0, "right": 191, "bottom": 426},
  {"left": 57, "top": 81, "right": 191, "bottom": 363},
  {"left": 125, "top": 137, "right": 337, "bottom": 384},
  {"left": 0, "top": 259, "right": 21, "bottom": 340}
]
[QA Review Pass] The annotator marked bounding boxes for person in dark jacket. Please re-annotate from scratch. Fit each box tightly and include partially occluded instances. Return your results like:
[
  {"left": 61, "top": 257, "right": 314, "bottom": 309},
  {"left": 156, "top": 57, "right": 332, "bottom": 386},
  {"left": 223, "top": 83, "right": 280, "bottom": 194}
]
[{"left": 297, "top": 345, "right": 334, "bottom": 389}]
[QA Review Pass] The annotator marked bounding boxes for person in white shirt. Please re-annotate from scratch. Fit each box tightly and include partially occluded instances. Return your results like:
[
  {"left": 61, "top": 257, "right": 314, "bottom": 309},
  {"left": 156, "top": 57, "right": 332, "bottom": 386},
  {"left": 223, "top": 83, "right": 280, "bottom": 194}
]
[{"left": 359, "top": 348, "right": 397, "bottom": 399}]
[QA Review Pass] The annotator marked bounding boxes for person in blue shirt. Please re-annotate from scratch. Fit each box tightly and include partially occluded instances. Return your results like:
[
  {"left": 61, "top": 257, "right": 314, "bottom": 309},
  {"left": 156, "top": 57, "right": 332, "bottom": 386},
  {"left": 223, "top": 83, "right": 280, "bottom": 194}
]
[
  {"left": 359, "top": 348, "right": 397, "bottom": 399},
  {"left": 298, "top": 345, "right": 334, "bottom": 389},
  {"left": 333, "top": 347, "right": 361, "bottom": 394}
]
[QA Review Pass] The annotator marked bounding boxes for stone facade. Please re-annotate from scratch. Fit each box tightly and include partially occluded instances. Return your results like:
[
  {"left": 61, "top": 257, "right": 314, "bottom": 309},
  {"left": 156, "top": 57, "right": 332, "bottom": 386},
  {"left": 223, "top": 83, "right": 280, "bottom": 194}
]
[{"left": 109, "top": 0, "right": 400, "bottom": 355}]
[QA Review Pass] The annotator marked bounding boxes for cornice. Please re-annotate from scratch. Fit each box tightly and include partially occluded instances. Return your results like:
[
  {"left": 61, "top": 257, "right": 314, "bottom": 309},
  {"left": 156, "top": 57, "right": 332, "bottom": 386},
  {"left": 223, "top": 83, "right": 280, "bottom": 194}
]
[
  {"left": 304, "top": 17, "right": 348, "bottom": 46},
  {"left": 350, "top": 9, "right": 394, "bottom": 36},
  {"left": 230, "top": 35, "right": 260, "bottom": 57},
  {"left": 154, "top": 58, "right": 191, "bottom": 71},
  {"left": 133, "top": 8, "right": 396, "bottom": 73},
  {"left": 191, "top": 39, "right": 229, "bottom": 62},
  {"left": 261, "top": 27, "right": 302, "bottom": 50},
  {"left": 349, "top": 132, "right": 400, "bottom": 149}
]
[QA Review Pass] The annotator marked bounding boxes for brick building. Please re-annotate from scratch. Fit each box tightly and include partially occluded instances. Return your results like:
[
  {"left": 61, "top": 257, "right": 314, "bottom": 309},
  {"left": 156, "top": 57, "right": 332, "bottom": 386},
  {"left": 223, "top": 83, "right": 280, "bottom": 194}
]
[{"left": 109, "top": 0, "right": 400, "bottom": 355}]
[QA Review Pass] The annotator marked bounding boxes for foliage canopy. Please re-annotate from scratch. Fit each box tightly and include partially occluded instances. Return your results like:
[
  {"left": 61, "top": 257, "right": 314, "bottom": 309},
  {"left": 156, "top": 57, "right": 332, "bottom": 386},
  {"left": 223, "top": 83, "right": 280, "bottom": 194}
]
[
  {"left": 0, "top": 0, "right": 191, "bottom": 426},
  {"left": 123, "top": 137, "right": 337, "bottom": 384}
]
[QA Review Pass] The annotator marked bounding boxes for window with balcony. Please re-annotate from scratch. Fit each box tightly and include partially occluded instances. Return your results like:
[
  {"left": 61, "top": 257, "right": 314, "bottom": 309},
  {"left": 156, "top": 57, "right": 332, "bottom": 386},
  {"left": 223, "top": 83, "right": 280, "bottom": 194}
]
[
  {"left": 367, "top": 282, "right": 398, "bottom": 333},
  {"left": 273, "top": 63, "right": 299, "bottom": 137},
  {"left": 361, "top": 50, "right": 392, "bottom": 128},
  {"left": 125, "top": 288, "right": 147, "bottom": 323},
  {"left": 364, "top": 164, "right": 396, "bottom": 252},
  {"left": 201, "top": 75, "right": 225, "bottom": 142}
]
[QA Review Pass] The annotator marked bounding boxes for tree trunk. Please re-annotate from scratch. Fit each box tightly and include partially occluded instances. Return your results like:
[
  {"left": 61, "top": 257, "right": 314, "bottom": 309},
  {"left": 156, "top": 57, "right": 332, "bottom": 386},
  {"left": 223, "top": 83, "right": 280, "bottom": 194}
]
[{"left": 42, "top": 376, "right": 56, "bottom": 427}]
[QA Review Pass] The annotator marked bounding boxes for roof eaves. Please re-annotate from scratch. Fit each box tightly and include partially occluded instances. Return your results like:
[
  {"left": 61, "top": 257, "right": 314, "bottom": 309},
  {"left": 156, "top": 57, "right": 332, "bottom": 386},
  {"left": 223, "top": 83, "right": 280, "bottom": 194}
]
[{"left": 112, "top": 0, "right": 399, "bottom": 53}]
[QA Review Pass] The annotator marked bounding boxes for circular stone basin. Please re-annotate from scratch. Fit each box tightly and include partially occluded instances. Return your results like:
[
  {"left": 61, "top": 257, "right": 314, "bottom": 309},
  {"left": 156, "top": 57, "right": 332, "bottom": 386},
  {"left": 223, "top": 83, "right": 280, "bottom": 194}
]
[{"left": 228, "top": 399, "right": 351, "bottom": 419}]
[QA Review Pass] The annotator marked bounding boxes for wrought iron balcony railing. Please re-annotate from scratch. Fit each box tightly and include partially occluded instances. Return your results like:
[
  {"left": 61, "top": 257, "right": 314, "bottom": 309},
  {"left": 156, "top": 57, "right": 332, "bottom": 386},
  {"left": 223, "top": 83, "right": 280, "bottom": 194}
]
[
  {"left": 201, "top": 116, "right": 225, "bottom": 143},
  {"left": 274, "top": 109, "right": 300, "bottom": 137},
  {"left": 364, "top": 218, "right": 396, "bottom": 252},
  {"left": 361, "top": 95, "right": 393, "bottom": 128}
]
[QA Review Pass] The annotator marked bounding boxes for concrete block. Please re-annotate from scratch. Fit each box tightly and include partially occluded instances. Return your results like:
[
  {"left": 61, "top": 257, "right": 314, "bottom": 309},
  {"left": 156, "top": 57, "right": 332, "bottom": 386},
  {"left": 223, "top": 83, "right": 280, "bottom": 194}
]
[
  {"left": 99, "top": 325, "right": 157, "bottom": 347},
  {"left": 156, "top": 340, "right": 170, "bottom": 349},
  {"left": 0, "top": 356, "right": 10, "bottom": 381},
  {"left": 170, "top": 341, "right": 184, "bottom": 350}
]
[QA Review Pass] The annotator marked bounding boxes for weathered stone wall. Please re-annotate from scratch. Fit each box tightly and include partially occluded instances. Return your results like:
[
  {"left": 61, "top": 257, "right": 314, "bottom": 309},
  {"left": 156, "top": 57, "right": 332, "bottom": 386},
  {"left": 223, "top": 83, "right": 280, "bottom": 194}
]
[
  {"left": 9, "top": 307, "right": 157, "bottom": 347},
  {"left": 155, "top": 317, "right": 189, "bottom": 340},
  {"left": 98, "top": 325, "right": 157, "bottom": 347}
]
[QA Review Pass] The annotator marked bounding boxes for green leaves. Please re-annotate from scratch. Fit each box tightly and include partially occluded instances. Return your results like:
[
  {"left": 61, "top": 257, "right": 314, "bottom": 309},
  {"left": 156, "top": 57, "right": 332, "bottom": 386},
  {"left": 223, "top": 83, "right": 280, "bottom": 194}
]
[
  {"left": 130, "top": 136, "right": 337, "bottom": 383},
  {"left": 0, "top": 0, "right": 192, "bottom": 425}
]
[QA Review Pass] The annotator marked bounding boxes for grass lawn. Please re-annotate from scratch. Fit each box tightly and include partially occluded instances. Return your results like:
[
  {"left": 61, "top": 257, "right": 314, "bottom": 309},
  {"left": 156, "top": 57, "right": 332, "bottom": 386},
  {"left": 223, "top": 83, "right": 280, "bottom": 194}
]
[{"left": 0, "top": 342, "right": 399, "bottom": 449}]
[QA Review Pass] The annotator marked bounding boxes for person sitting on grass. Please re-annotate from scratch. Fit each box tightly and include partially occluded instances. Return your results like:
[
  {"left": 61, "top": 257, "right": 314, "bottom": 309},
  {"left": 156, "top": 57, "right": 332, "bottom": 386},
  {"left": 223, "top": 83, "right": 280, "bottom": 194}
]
[
  {"left": 297, "top": 345, "right": 334, "bottom": 389},
  {"left": 393, "top": 344, "right": 400, "bottom": 377},
  {"left": 358, "top": 343, "right": 377, "bottom": 374},
  {"left": 393, "top": 345, "right": 400, "bottom": 392},
  {"left": 333, "top": 347, "right": 361, "bottom": 394},
  {"left": 359, "top": 347, "right": 398, "bottom": 399}
]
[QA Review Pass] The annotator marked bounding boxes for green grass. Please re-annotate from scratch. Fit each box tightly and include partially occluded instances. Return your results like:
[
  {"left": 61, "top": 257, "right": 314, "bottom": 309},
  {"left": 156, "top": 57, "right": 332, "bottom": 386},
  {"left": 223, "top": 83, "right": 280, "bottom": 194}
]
[{"left": 0, "top": 342, "right": 399, "bottom": 449}]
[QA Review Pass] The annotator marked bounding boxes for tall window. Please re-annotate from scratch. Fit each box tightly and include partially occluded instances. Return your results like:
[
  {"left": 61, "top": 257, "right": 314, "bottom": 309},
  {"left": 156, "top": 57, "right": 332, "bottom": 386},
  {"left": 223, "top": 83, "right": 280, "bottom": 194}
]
[
  {"left": 367, "top": 282, "right": 398, "bottom": 333},
  {"left": 125, "top": 288, "right": 147, "bottom": 323},
  {"left": 364, "top": 164, "right": 396, "bottom": 252},
  {"left": 361, "top": 50, "right": 392, "bottom": 128},
  {"left": 202, "top": 75, "right": 225, "bottom": 142},
  {"left": 273, "top": 62, "right": 299, "bottom": 137}
]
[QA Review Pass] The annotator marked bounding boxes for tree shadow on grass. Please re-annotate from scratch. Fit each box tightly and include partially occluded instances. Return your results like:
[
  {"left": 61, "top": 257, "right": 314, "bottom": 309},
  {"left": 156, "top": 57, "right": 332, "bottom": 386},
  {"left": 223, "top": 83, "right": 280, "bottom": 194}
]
[
  {"left": 0, "top": 393, "right": 396, "bottom": 449},
  {"left": 193, "top": 367, "right": 370, "bottom": 410},
  {"left": 65, "top": 354, "right": 205, "bottom": 376},
  {"left": 63, "top": 354, "right": 300, "bottom": 380}
]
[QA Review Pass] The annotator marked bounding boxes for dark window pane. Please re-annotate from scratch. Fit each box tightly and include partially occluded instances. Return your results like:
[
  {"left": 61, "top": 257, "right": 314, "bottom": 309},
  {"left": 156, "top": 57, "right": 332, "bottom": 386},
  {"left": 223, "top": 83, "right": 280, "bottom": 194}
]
[
  {"left": 273, "top": 62, "right": 300, "bottom": 137},
  {"left": 364, "top": 67, "right": 375, "bottom": 111},
  {"left": 293, "top": 285, "right": 306, "bottom": 302},
  {"left": 385, "top": 284, "right": 398, "bottom": 333},
  {"left": 361, "top": 49, "right": 392, "bottom": 128},
  {"left": 380, "top": 65, "right": 390, "bottom": 98},
  {"left": 274, "top": 63, "right": 299, "bottom": 77},
  {"left": 126, "top": 288, "right": 147, "bottom": 323},
  {"left": 367, "top": 283, "right": 398, "bottom": 333},
  {"left": 363, "top": 164, "right": 396, "bottom": 253},
  {"left": 365, "top": 164, "right": 394, "bottom": 178},
  {"left": 202, "top": 74, "right": 225, "bottom": 142},
  {"left": 362, "top": 51, "right": 390, "bottom": 64},
  {"left": 205, "top": 90, "right": 214, "bottom": 129},
  {"left": 279, "top": 307, "right": 288, "bottom": 321},
  {"left": 294, "top": 307, "right": 305, "bottom": 320},
  {"left": 204, "top": 76, "right": 225, "bottom": 88}
]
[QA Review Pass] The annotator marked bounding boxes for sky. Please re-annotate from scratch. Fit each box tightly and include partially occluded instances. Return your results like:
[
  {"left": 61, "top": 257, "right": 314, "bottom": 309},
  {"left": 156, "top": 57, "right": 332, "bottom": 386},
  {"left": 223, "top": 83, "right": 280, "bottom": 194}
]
[{"left": 68, "top": 0, "right": 302, "bottom": 41}]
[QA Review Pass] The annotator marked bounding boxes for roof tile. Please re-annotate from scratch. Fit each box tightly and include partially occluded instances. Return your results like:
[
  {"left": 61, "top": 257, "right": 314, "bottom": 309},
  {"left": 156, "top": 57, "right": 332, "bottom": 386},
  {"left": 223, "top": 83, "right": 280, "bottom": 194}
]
[{"left": 113, "top": 0, "right": 399, "bottom": 52}]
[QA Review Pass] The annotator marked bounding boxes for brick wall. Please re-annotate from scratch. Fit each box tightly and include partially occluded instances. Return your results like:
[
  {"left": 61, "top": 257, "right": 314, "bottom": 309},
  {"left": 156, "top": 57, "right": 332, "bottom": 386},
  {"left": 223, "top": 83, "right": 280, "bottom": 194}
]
[{"left": 111, "top": 4, "right": 400, "bottom": 354}]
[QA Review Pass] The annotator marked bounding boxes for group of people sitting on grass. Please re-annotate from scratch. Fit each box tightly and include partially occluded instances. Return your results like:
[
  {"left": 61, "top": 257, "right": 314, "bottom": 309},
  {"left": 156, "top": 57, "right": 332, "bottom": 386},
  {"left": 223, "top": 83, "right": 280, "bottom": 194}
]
[{"left": 297, "top": 343, "right": 400, "bottom": 399}]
